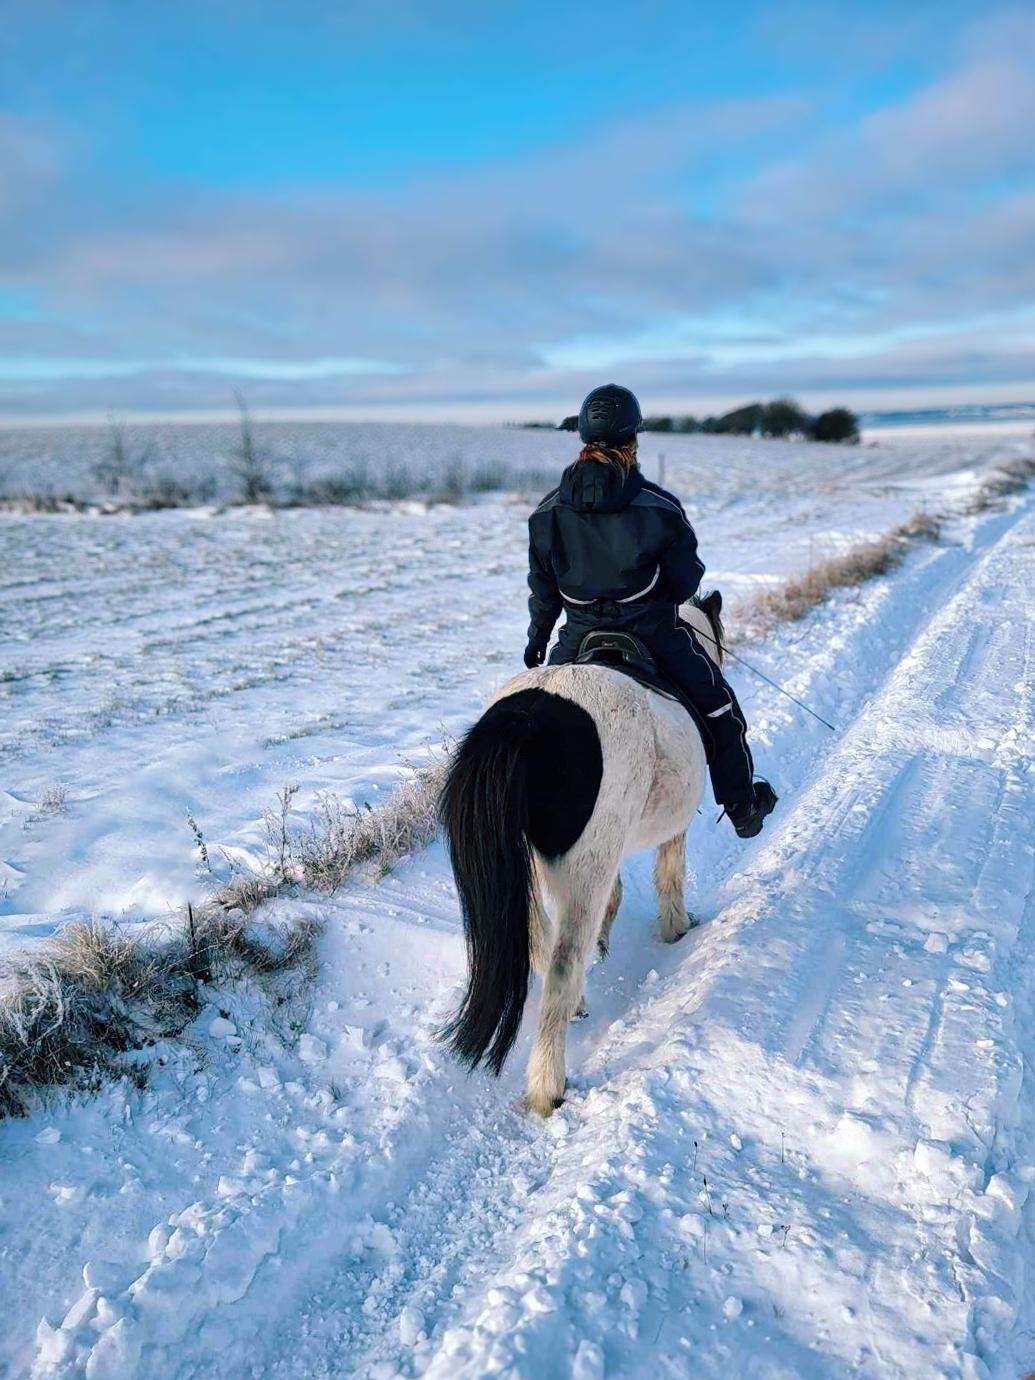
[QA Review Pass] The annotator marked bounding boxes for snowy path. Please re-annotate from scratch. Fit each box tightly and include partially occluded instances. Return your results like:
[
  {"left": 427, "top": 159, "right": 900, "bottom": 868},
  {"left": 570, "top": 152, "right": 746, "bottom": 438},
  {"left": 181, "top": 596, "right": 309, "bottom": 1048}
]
[
  {"left": 412, "top": 495, "right": 1033, "bottom": 1380},
  {"left": 7, "top": 485, "right": 1032, "bottom": 1380}
]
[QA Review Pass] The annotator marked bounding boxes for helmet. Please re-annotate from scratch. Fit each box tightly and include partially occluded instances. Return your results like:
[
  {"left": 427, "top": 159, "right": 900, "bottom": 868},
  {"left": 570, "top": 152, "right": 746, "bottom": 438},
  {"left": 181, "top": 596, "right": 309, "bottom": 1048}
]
[{"left": 578, "top": 383, "right": 643, "bottom": 445}]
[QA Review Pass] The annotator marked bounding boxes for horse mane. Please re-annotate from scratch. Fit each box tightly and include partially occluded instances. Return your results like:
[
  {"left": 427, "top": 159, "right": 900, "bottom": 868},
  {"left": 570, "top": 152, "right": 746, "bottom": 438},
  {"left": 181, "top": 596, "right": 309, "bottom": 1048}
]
[{"left": 690, "top": 591, "right": 725, "bottom": 664}]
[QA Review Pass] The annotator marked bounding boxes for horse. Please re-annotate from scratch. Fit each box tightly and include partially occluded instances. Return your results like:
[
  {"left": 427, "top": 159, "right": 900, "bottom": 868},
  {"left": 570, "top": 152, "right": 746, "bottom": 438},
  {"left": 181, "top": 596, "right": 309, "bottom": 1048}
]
[{"left": 439, "top": 590, "right": 725, "bottom": 1116}]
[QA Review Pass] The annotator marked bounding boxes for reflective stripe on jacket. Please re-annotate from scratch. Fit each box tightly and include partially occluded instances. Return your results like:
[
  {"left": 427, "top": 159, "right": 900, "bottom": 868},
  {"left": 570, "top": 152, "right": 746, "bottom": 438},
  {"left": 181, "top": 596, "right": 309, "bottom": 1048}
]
[{"left": 527, "top": 460, "right": 704, "bottom": 639}]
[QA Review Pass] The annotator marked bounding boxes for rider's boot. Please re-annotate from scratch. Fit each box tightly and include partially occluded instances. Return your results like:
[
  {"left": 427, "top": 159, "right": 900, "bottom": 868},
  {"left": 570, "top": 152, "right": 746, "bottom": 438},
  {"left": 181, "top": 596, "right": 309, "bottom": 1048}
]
[{"left": 725, "top": 780, "right": 778, "bottom": 839}]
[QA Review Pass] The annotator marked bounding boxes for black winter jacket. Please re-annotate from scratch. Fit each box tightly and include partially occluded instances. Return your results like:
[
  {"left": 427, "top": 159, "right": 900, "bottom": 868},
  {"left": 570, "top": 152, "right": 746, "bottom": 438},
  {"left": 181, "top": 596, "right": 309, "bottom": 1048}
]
[{"left": 527, "top": 460, "right": 705, "bottom": 639}]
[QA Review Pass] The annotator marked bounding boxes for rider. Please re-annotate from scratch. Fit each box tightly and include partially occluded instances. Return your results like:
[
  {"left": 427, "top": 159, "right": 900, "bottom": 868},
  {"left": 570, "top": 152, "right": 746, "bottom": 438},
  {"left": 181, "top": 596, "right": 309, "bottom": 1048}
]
[{"left": 524, "top": 383, "right": 777, "bottom": 838}]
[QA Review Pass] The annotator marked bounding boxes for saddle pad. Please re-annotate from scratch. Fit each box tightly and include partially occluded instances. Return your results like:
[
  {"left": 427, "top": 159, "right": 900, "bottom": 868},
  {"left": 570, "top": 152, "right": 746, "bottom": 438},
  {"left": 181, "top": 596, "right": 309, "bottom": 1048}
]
[{"left": 573, "top": 651, "right": 715, "bottom": 763}]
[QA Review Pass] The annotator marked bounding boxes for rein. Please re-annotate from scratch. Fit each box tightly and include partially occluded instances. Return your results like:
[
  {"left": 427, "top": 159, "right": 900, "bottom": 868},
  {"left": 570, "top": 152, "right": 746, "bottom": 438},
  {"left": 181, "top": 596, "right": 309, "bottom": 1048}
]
[{"left": 692, "top": 625, "right": 837, "bottom": 733}]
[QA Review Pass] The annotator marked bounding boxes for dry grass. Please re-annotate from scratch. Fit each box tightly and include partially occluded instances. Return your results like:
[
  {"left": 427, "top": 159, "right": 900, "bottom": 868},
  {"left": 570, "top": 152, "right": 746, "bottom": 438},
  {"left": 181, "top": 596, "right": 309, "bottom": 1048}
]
[
  {"left": 733, "top": 453, "right": 1032, "bottom": 639},
  {"left": 199, "top": 761, "right": 446, "bottom": 912},
  {"left": 0, "top": 907, "right": 317, "bottom": 1118},
  {"left": 0, "top": 762, "right": 444, "bottom": 1119},
  {"left": 35, "top": 784, "right": 69, "bottom": 816},
  {"left": 962, "top": 455, "right": 1035, "bottom": 514},
  {"left": 735, "top": 520, "right": 936, "bottom": 636},
  {"left": 294, "top": 764, "right": 446, "bottom": 891}
]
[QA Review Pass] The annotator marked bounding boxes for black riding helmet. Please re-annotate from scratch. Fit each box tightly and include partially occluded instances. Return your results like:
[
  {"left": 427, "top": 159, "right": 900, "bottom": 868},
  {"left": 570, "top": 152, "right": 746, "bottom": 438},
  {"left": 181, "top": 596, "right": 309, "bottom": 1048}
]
[{"left": 578, "top": 383, "right": 643, "bottom": 446}]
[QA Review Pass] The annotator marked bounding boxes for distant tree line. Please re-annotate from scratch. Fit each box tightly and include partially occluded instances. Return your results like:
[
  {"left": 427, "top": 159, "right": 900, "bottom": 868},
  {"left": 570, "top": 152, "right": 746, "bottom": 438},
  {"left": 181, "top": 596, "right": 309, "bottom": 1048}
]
[{"left": 547, "top": 397, "right": 860, "bottom": 444}]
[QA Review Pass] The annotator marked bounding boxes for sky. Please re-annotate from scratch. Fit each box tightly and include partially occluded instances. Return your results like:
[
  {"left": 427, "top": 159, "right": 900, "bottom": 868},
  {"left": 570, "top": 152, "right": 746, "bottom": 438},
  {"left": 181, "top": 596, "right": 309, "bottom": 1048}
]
[{"left": 1, "top": 0, "right": 1034, "bottom": 422}]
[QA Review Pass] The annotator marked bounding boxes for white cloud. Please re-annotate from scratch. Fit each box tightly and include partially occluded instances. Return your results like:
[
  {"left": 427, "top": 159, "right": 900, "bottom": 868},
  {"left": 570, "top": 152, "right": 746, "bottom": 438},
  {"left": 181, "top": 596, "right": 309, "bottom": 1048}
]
[{"left": 1, "top": 15, "right": 1033, "bottom": 417}]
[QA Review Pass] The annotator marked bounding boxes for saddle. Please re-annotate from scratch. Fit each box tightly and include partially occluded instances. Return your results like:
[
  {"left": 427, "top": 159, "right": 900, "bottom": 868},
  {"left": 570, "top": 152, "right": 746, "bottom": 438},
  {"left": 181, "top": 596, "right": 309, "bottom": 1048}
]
[{"left": 573, "top": 630, "right": 714, "bottom": 761}]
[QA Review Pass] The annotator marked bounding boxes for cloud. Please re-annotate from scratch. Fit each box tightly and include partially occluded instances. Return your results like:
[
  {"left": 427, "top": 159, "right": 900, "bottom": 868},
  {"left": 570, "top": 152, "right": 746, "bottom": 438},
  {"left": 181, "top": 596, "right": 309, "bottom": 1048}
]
[
  {"left": 741, "top": 54, "right": 1035, "bottom": 220},
  {"left": 0, "top": 354, "right": 405, "bottom": 382},
  {"left": 0, "top": 112, "right": 65, "bottom": 221},
  {"left": 1, "top": 93, "right": 807, "bottom": 360},
  {"left": 1, "top": 12, "right": 1033, "bottom": 418}
]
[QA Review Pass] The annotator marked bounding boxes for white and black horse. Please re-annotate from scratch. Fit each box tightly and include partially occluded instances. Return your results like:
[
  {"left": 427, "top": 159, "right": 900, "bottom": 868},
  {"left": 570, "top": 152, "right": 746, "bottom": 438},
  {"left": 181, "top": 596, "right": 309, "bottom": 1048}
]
[{"left": 440, "top": 592, "right": 725, "bottom": 1116}]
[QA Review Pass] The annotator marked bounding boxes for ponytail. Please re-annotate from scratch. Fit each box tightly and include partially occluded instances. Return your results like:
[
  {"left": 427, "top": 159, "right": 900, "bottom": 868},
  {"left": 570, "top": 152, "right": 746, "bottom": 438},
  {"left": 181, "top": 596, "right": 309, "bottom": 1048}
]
[{"left": 576, "top": 439, "right": 638, "bottom": 473}]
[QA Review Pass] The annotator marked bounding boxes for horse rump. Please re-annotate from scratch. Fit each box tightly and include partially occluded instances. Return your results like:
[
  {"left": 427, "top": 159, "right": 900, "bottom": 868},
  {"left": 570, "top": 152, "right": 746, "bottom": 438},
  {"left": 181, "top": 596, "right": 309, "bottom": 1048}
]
[{"left": 439, "top": 687, "right": 602, "bottom": 1074}]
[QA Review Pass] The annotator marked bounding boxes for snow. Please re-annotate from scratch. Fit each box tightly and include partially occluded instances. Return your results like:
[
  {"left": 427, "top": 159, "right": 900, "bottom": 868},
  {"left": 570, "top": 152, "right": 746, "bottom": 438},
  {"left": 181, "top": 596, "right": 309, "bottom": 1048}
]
[
  {"left": 3, "top": 428, "right": 1024, "bottom": 953},
  {"left": 0, "top": 429, "right": 1033, "bottom": 1378}
]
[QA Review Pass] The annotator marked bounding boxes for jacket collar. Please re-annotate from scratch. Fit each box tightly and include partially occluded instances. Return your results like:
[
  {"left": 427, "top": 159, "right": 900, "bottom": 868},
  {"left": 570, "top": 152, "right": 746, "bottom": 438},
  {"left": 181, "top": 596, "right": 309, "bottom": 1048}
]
[{"left": 558, "top": 460, "right": 643, "bottom": 514}]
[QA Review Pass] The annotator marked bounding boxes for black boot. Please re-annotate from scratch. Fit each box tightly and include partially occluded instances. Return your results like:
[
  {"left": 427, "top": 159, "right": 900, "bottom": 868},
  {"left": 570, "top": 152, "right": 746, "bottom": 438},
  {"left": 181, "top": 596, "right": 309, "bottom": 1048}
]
[{"left": 725, "top": 780, "right": 778, "bottom": 839}]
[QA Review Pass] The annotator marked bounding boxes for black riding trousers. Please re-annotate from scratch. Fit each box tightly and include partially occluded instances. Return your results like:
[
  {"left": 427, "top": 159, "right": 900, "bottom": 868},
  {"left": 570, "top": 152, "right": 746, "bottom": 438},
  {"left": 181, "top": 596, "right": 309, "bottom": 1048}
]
[{"left": 549, "top": 603, "right": 755, "bottom": 807}]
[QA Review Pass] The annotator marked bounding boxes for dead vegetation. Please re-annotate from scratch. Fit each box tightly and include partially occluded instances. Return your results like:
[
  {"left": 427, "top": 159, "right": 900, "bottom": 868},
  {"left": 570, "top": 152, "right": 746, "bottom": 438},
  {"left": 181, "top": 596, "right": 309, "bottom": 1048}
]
[
  {"left": 734, "top": 518, "right": 935, "bottom": 636},
  {"left": 293, "top": 765, "right": 446, "bottom": 891},
  {"left": 0, "top": 762, "right": 444, "bottom": 1118},
  {"left": 732, "top": 453, "right": 1033, "bottom": 639},
  {"left": 962, "top": 455, "right": 1035, "bottom": 514},
  {"left": 0, "top": 906, "right": 317, "bottom": 1118},
  {"left": 35, "top": 784, "right": 69, "bottom": 816}
]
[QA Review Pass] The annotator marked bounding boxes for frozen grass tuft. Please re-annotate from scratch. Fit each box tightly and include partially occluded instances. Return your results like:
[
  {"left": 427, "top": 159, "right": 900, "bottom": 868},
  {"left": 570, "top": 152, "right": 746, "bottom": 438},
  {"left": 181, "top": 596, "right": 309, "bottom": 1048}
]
[
  {"left": 0, "top": 907, "right": 318, "bottom": 1118},
  {"left": 34, "top": 784, "right": 68, "bottom": 818},
  {"left": 294, "top": 765, "right": 447, "bottom": 891},
  {"left": 733, "top": 453, "right": 1032, "bottom": 639},
  {"left": 963, "top": 455, "right": 1035, "bottom": 514},
  {"left": 734, "top": 515, "right": 941, "bottom": 638},
  {"left": 0, "top": 763, "right": 445, "bottom": 1117},
  {"left": 190, "top": 761, "right": 447, "bottom": 928}
]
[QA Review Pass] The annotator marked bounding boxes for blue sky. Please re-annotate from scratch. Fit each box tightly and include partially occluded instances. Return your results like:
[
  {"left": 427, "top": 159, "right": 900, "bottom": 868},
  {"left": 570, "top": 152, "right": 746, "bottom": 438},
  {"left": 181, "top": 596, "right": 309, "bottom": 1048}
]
[{"left": 1, "top": 0, "right": 1033, "bottom": 420}]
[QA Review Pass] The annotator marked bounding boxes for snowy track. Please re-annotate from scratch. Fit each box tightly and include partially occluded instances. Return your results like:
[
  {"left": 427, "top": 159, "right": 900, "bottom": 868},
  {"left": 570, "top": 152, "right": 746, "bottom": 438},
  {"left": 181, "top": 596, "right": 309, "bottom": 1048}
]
[{"left": 2, "top": 473, "right": 1034, "bottom": 1377}]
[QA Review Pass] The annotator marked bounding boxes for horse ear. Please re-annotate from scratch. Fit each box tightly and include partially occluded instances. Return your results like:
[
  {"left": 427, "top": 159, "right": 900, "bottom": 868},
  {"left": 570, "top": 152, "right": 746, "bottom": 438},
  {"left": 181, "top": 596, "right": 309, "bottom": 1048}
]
[{"left": 702, "top": 589, "right": 722, "bottom": 615}]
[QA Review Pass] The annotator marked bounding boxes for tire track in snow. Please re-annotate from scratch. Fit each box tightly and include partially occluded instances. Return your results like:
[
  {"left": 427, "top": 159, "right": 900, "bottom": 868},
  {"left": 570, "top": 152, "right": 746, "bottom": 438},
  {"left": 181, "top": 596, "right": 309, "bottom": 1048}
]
[
  {"left": 401, "top": 494, "right": 1035, "bottom": 1379},
  {"left": 253, "top": 494, "right": 1035, "bottom": 1380},
  {"left": 27, "top": 491, "right": 1035, "bottom": 1380}
]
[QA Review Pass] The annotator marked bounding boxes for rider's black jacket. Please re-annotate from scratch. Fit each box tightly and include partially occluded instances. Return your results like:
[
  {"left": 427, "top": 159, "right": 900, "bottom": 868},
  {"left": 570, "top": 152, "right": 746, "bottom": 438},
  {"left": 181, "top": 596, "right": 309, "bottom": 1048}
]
[{"left": 527, "top": 460, "right": 705, "bottom": 640}]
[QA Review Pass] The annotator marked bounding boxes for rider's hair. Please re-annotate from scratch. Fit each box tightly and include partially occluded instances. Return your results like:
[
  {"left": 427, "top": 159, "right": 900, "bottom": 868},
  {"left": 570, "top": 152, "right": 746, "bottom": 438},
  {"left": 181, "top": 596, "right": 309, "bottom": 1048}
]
[{"left": 576, "top": 438, "right": 639, "bottom": 473}]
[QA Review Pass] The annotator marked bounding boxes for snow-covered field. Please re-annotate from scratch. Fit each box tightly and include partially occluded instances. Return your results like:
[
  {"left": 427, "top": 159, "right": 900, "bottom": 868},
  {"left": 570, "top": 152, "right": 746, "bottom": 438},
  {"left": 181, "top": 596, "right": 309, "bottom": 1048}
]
[{"left": 1, "top": 429, "right": 1033, "bottom": 1378}]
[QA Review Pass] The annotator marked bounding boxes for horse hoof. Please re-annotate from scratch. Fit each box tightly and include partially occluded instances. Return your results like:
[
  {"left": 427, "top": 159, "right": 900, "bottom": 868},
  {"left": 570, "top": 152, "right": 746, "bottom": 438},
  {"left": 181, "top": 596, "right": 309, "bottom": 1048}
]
[
  {"left": 660, "top": 911, "right": 697, "bottom": 943},
  {"left": 572, "top": 1002, "right": 589, "bottom": 1021},
  {"left": 524, "top": 1084, "right": 566, "bottom": 1117},
  {"left": 596, "top": 941, "right": 609, "bottom": 961}
]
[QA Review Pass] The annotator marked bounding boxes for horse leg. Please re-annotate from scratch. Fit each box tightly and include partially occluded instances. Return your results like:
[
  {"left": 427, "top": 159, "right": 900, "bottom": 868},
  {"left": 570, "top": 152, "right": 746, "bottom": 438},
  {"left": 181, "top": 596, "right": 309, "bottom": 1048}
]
[
  {"left": 526, "top": 876, "right": 611, "bottom": 1116},
  {"left": 532, "top": 879, "right": 587, "bottom": 1019},
  {"left": 596, "top": 873, "right": 623, "bottom": 959},
  {"left": 572, "top": 874, "right": 623, "bottom": 1020},
  {"left": 655, "top": 832, "right": 695, "bottom": 942},
  {"left": 529, "top": 880, "right": 551, "bottom": 976},
  {"left": 569, "top": 872, "right": 627, "bottom": 1019}
]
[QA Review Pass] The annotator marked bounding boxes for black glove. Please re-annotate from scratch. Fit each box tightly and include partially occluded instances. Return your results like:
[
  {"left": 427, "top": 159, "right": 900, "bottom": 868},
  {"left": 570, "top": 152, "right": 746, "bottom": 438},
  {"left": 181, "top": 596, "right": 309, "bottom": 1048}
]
[{"left": 523, "top": 632, "right": 549, "bottom": 668}]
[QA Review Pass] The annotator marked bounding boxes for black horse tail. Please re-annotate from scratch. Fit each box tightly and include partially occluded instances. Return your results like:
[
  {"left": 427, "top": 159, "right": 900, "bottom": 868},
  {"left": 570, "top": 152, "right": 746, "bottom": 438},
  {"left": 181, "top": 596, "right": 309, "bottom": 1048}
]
[{"left": 439, "top": 687, "right": 603, "bottom": 1075}]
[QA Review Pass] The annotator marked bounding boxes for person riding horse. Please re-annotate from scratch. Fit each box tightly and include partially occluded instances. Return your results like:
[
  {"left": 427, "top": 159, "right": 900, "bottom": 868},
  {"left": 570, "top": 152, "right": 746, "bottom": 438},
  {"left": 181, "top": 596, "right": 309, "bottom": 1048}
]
[{"left": 524, "top": 383, "right": 777, "bottom": 839}]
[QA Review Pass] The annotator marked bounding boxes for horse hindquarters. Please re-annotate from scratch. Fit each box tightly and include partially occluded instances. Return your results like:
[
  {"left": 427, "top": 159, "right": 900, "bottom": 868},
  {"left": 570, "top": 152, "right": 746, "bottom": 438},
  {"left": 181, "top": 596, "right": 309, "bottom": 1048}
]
[{"left": 439, "top": 688, "right": 603, "bottom": 1079}]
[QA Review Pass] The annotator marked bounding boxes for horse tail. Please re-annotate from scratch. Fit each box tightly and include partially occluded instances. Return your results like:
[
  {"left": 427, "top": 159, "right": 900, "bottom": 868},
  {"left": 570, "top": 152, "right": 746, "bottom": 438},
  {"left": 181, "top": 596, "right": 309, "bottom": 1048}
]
[{"left": 439, "top": 686, "right": 603, "bottom": 1075}]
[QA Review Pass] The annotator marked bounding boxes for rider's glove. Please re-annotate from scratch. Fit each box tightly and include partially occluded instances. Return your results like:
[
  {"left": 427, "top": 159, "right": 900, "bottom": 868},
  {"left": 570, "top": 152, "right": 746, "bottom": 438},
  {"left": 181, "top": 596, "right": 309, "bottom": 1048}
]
[{"left": 523, "top": 631, "right": 549, "bottom": 668}]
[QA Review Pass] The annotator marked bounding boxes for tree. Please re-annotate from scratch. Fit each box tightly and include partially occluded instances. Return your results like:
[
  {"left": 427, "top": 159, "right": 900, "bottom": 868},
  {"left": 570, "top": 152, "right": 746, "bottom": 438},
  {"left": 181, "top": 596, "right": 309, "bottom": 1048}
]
[
  {"left": 231, "top": 390, "right": 273, "bottom": 502},
  {"left": 557, "top": 416, "right": 579, "bottom": 431},
  {"left": 761, "top": 397, "right": 808, "bottom": 438},
  {"left": 94, "top": 414, "right": 143, "bottom": 497},
  {"left": 714, "top": 402, "right": 765, "bottom": 435},
  {"left": 810, "top": 408, "right": 860, "bottom": 444},
  {"left": 642, "top": 416, "right": 674, "bottom": 432}
]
